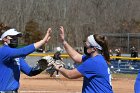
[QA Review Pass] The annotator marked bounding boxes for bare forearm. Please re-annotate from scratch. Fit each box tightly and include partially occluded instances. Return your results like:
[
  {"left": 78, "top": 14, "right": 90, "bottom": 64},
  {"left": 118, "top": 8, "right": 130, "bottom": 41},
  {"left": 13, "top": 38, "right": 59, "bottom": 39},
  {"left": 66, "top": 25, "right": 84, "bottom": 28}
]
[
  {"left": 63, "top": 41, "right": 82, "bottom": 63},
  {"left": 58, "top": 68, "right": 81, "bottom": 79},
  {"left": 59, "top": 67, "right": 72, "bottom": 79},
  {"left": 34, "top": 40, "right": 46, "bottom": 49}
]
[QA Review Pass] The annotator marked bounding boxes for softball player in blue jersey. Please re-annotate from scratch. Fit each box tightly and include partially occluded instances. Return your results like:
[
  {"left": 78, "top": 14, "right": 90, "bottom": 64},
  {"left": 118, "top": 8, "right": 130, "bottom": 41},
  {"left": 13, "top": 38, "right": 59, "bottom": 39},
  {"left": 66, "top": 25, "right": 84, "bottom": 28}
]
[
  {"left": 134, "top": 71, "right": 140, "bottom": 93},
  {"left": 54, "top": 26, "right": 113, "bottom": 93},
  {"left": 0, "top": 27, "right": 51, "bottom": 93}
]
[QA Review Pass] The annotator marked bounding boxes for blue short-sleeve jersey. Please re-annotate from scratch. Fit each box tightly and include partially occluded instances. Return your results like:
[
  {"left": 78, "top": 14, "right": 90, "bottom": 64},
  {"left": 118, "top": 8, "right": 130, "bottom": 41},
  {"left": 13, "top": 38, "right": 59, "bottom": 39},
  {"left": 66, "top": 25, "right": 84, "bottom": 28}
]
[
  {"left": 0, "top": 44, "right": 35, "bottom": 91},
  {"left": 134, "top": 70, "right": 140, "bottom": 93},
  {"left": 77, "top": 55, "right": 113, "bottom": 93}
]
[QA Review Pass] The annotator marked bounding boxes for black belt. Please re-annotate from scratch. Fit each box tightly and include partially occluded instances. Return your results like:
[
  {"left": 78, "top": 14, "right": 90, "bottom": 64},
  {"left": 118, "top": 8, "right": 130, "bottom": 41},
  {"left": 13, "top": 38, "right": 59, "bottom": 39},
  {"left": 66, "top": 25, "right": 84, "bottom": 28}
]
[{"left": 0, "top": 91, "right": 18, "bottom": 93}]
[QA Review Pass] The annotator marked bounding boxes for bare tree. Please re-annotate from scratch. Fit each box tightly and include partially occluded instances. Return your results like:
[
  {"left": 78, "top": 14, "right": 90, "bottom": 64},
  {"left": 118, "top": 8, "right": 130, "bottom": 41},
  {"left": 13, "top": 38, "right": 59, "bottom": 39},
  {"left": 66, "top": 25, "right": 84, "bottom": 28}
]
[{"left": 0, "top": 0, "right": 140, "bottom": 52}]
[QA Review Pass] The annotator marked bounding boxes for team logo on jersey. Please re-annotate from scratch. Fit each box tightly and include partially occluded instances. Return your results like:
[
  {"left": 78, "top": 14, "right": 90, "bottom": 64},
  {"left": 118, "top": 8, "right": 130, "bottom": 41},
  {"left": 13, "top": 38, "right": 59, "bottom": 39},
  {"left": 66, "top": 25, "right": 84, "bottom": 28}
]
[{"left": 14, "top": 58, "right": 20, "bottom": 66}]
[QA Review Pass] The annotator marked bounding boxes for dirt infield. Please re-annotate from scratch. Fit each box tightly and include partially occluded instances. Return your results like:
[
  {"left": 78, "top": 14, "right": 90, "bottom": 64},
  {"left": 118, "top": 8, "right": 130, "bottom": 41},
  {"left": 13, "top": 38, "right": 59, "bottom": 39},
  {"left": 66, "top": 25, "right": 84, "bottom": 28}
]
[{"left": 19, "top": 73, "right": 135, "bottom": 93}]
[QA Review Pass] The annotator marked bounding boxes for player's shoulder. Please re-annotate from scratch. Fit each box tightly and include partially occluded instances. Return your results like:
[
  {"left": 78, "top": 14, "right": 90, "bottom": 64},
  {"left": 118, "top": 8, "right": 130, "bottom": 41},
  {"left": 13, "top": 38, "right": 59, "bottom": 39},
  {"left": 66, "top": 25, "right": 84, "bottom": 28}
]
[
  {"left": 0, "top": 45, "right": 9, "bottom": 50},
  {"left": 93, "top": 54, "right": 104, "bottom": 60}
]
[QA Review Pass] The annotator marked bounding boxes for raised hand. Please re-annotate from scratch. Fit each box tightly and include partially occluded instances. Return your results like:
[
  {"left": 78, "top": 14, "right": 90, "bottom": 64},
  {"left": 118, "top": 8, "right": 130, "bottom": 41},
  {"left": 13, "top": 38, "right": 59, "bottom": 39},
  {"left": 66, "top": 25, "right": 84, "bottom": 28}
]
[
  {"left": 43, "top": 28, "right": 52, "bottom": 43},
  {"left": 59, "top": 26, "right": 65, "bottom": 42},
  {"left": 34, "top": 28, "right": 52, "bottom": 49}
]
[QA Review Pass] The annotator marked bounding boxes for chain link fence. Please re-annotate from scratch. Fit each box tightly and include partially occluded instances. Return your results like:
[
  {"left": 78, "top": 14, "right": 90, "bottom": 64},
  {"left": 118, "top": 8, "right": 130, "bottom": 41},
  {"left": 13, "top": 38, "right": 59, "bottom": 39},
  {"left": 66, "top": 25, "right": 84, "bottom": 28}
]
[{"left": 104, "top": 33, "right": 140, "bottom": 54}]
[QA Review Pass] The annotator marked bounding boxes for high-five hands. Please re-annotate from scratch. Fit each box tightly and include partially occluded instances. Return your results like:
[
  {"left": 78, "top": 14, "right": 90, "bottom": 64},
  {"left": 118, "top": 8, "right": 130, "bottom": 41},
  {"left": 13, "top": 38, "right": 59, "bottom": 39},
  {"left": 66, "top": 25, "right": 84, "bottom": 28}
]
[
  {"left": 59, "top": 26, "right": 65, "bottom": 43},
  {"left": 43, "top": 28, "right": 52, "bottom": 43}
]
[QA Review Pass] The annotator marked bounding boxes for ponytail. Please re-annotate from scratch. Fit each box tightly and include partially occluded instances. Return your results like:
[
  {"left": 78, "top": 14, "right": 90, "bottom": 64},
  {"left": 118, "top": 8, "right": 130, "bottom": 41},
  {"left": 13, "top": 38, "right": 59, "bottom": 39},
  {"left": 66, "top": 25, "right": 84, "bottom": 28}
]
[{"left": 94, "top": 34, "right": 110, "bottom": 63}]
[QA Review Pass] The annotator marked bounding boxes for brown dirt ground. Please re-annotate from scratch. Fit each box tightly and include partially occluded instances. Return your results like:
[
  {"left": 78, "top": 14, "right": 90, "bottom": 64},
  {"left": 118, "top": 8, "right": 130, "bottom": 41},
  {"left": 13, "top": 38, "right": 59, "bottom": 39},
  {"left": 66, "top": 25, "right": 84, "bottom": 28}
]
[{"left": 19, "top": 73, "right": 135, "bottom": 93}]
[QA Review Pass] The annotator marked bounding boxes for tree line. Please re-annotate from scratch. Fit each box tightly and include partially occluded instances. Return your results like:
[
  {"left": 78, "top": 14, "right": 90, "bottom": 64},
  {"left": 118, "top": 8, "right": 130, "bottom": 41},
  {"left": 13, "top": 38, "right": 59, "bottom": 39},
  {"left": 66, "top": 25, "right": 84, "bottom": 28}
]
[{"left": 0, "top": 0, "right": 140, "bottom": 53}]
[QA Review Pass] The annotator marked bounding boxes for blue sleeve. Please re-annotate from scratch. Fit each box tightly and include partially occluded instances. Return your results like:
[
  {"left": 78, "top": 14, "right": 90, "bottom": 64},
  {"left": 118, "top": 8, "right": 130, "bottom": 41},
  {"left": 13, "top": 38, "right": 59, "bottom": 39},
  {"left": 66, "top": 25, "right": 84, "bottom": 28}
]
[
  {"left": 4, "top": 44, "right": 35, "bottom": 59},
  {"left": 77, "top": 58, "right": 98, "bottom": 79},
  {"left": 135, "top": 72, "right": 140, "bottom": 93},
  {"left": 82, "top": 55, "right": 89, "bottom": 62},
  {"left": 20, "top": 58, "right": 32, "bottom": 75}
]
